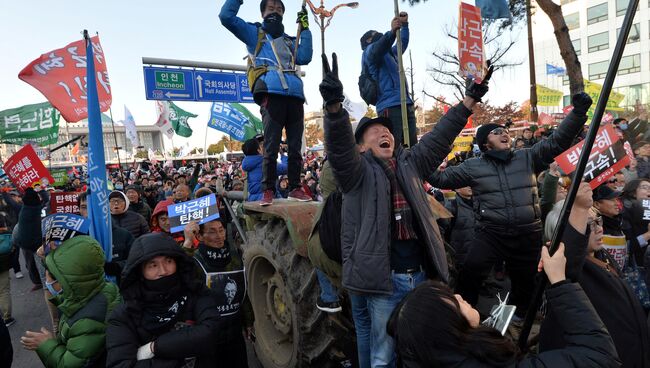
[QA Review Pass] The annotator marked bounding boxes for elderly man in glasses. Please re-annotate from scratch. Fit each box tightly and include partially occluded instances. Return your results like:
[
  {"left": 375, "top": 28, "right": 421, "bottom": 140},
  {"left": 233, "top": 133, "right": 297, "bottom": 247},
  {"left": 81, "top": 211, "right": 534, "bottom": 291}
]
[{"left": 429, "top": 93, "right": 593, "bottom": 321}]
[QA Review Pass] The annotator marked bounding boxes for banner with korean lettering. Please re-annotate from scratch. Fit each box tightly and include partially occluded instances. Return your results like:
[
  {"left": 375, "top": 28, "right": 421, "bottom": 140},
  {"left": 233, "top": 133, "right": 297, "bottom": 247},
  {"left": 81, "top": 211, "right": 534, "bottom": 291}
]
[
  {"left": 51, "top": 169, "right": 69, "bottom": 187},
  {"left": 208, "top": 102, "right": 263, "bottom": 142},
  {"left": 458, "top": 2, "right": 487, "bottom": 83},
  {"left": 18, "top": 36, "right": 111, "bottom": 123},
  {"left": 167, "top": 194, "right": 220, "bottom": 233},
  {"left": 0, "top": 102, "right": 60, "bottom": 146},
  {"left": 447, "top": 136, "right": 475, "bottom": 161},
  {"left": 536, "top": 85, "right": 563, "bottom": 107},
  {"left": 3, "top": 145, "right": 54, "bottom": 191},
  {"left": 41, "top": 213, "right": 90, "bottom": 246},
  {"left": 554, "top": 125, "right": 631, "bottom": 189},
  {"left": 583, "top": 80, "right": 625, "bottom": 112},
  {"left": 51, "top": 192, "right": 80, "bottom": 214}
]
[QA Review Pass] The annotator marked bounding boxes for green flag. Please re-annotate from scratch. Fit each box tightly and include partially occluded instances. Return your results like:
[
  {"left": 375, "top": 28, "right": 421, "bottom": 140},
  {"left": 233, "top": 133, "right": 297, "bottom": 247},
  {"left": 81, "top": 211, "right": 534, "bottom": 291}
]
[
  {"left": 231, "top": 103, "right": 264, "bottom": 141},
  {"left": 169, "top": 101, "right": 197, "bottom": 138},
  {"left": 51, "top": 169, "right": 69, "bottom": 186},
  {"left": 0, "top": 102, "right": 60, "bottom": 146}
]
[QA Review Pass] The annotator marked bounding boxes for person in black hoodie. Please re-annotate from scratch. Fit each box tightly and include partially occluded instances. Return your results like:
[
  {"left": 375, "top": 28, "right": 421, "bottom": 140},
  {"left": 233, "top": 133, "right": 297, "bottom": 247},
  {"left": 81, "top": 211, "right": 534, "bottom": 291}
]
[
  {"left": 109, "top": 190, "right": 150, "bottom": 239},
  {"left": 106, "top": 233, "right": 222, "bottom": 367}
]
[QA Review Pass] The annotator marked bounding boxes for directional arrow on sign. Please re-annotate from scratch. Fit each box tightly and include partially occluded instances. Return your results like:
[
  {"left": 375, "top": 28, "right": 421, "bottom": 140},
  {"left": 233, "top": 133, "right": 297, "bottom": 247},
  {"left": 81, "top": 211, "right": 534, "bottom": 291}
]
[
  {"left": 165, "top": 92, "right": 191, "bottom": 99},
  {"left": 196, "top": 75, "right": 203, "bottom": 98}
]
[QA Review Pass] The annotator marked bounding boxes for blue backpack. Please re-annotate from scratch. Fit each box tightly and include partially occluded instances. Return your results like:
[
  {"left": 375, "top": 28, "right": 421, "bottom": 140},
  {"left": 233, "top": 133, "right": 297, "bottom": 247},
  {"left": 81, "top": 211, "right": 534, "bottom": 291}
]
[{"left": 0, "top": 233, "right": 12, "bottom": 255}]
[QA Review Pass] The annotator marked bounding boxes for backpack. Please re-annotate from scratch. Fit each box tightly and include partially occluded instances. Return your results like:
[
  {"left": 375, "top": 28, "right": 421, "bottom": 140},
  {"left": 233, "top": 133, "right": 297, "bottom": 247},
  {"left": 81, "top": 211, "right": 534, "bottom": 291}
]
[
  {"left": 318, "top": 189, "right": 343, "bottom": 263},
  {"left": 0, "top": 233, "right": 11, "bottom": 255},
  {"left": 358, "top": 58, "right": 378, "bottom": 106},
  {"left": 246, "top": 26, "right": 269, "bottom": 91}
]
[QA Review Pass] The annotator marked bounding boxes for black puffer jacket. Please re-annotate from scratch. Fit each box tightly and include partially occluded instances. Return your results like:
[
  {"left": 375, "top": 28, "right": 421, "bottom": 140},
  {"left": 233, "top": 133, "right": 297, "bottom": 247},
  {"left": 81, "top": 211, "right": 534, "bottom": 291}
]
[
  {"left": 111, "top": 210, "right": 149, "bottom": 239},
  {"left": 128, "top": 200, "right": 152, "bottom": 224},
  {"left": 444, "top": 195, "right": 475, "bottom": 268},
  {"left": 106, "top": 233, "right": 222, "bottom": 368},
  {"left": 429, "top": 111, "right": 587, "bottom": 235}
]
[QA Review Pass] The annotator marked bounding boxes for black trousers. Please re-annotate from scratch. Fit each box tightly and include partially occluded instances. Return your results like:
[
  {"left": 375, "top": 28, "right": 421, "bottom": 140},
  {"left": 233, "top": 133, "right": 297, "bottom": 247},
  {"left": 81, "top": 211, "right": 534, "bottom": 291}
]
[
  {"left": 9, "top": 247, "right": 20, "bottom": 273},
  {"left": 215, "top": 333, "right": 249, "bottom": 368},
  {"left": 456, "top": 227, "right": 542, "bottom": 317},
  {"left": 260, "top": 94, "right": 304, "bottom": 191},
  {"left": 379, "top": 104, "right": 418, "bottom": 147},
  {"left": 22, "top": 248, "right": 42, "bottom": 285}
]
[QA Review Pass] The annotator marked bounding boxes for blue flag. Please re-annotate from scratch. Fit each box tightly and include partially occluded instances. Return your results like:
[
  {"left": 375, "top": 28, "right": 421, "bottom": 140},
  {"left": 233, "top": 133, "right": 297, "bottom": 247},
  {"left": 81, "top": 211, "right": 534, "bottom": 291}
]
[
  {"left": 85, "top": 32, "right": 112, "bottom": 261},
  {"left": 476, "top": 0, "right": 511, "bottom": 20},
  {"left": 546, "top": 63, "right": 566, "bottom": 75}
]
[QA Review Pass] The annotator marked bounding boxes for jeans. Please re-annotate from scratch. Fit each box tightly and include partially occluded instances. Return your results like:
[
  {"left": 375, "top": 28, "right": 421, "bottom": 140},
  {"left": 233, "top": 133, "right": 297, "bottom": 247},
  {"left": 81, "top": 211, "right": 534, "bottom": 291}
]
[
  {"left": 378, "top": 105, "right": 417, "bottom": 148},
  {"left": 260, "top": 95, "right": 304, "bottom": 191},
  {"left": 316, "top": 269, "right": 338, "bottom": 303},
  {"left": 350, "top": 293, "right": 371, "bottom": 368},
  {"left": 366, "top": 271, "right": 426, "bottom": 368}
]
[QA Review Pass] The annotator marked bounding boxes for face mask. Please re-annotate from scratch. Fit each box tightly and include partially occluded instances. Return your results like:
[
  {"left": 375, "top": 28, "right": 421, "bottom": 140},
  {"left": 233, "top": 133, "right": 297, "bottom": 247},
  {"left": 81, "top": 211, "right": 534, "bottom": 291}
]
[
  {"left": 157, "top": 181, "right": 162, "bottom": 186},
  {"left": 143, "top": 273, "right": 180, "bottom": 292},
  {"left": 619, "top": 123, "right": 628, "bottom": 130},
  {"left": 115, "top": 185, "right": 123, "bottom": 190},
  {"left": 263, "top": 13, "right": 284, "bottom": 38},
  {"left": 46, "top": 280, "right": 63, "bottom": 296}
]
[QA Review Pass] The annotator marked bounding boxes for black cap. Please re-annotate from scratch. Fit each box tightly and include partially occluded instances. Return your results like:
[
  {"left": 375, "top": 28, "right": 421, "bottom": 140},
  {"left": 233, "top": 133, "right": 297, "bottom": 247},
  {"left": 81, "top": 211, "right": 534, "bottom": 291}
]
[
  {"left": 476, "top": 123, "right": 504, "bottom": 152},
  {"left": 354, "top": 116, "right": 393, "bottom": 144},
  {"left": 593, "top": 185, "right": 620, "bottom": 201}
]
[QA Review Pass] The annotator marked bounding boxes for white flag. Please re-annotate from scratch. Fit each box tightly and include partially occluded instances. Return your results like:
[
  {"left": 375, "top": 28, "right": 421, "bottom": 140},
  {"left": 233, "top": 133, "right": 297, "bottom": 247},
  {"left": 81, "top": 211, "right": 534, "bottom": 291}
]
[
  {"left": 120, "top": 105, "right": 140, "bottom": 147},
  {"left": 155, "top": 101, "right": 175, "bottom": 139},
  {"left": 343, "top": 93, "right": 368, "bottom": 122}
]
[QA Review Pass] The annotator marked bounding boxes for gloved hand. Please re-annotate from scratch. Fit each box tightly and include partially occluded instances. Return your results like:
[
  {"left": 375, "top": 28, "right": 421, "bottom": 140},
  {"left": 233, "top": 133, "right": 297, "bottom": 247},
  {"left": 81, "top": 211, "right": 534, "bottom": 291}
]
[
  {"left": 319, "top": 53, "right": 344, "bottom": 106},
  {"left": 23, "top": 188, "right": 40, "bottom": 206},
  {"left": 571, "top": 92, "right": 593, "bottom": 115},
  {"left": 297, "top": 7, "right": 309, "bottom": 30},
  {"left": 465, "top": 77, "right": 489, "bottom": 103}
]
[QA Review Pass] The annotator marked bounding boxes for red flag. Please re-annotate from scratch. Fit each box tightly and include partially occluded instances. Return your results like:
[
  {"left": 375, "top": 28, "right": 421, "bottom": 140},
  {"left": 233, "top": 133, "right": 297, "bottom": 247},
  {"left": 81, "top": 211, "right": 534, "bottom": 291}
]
[
  {"left": 464, "top": 115, "right": 473, "bottom": 129},
  {"left": 537, "top": 112, "right": 554, "bottom": 126},
  {"left": 71, "top": 140, "right": 80, "bottom": 155},
  {"left": 18, "top": 36, "right": 111, "bottom": 123},
  {"left": 458, "top": 3, "right": 487, "bottom": 83},
  {"left": 3, "top": 145, "right": 54, "bottom": 191}
]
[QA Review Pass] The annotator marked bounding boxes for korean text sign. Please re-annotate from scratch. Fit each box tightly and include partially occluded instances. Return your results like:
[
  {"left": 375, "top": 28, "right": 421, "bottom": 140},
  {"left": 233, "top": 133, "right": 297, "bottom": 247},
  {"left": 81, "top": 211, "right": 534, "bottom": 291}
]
[
  {"left": 3, "top": 145, "right": 54, "bottom": 191},
  {"left": 51, "top": 192, "right": 80, "bottom": 214},
  {"left": 458, "top": 3, "right": 486, "bottom": 83},
  {"left": 554, "top": 125, "right": 631, "bottom": 189},
  {"left": 447, "top": 136, "right": 474, "bottom": 161},
  {"left": 167, "top": 194, "right": 220, "bottom": 233},
  {"left": 18, "top": 36, "right": 111, "bottom": 123},
  {"left": 41, "top": 213, "right": 90, "bottom": 246},
  {"left": 0, "top": 102, "right": 60, "bottom": 146}
]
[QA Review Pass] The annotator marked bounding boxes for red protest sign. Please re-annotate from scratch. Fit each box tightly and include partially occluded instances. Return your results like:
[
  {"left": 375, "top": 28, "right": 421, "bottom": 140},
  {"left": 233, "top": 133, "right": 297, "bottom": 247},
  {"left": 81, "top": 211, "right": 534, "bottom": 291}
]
[
  {"left": 555, "top": 125, "right": 631, "bottom": 189},
  {"left": 3, "top": 145, "right": 54, "bottom": 191},
  {"left": 458, "top": 2, "right": 486, "bottom": 83},
  {"left": 18, "top": 36, "right": 111, "bottom": 123},
  {"left": 50, "top": 192, "right": 81, "bottom": 214}
]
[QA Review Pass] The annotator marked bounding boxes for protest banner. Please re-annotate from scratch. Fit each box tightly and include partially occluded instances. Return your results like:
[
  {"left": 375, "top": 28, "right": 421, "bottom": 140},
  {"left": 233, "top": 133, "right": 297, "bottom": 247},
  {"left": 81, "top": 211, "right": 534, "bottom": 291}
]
[
  {"left": 536, "top": 85, "right": 563, "bottom": 107},
  {"left": 208, "top": 102, "right": 264, "bottom": 142},
  {"left": 447, "top": 136, "right": 474, "bottom": 161},
  {"left": 554, "top": 125, "right": 631, "bottom": 189},
  {"left": 3, "top": 145, "right": 54, "bottom": 191},
  {"left": 41, "top": 213, "right": 90, "bottom": 246},
  {"left": 51, "top": 192, "right": 81, "bottom": 214},
  {"left": 51, "top": 169, "right": 69, "bottom": 186},
  {"left": 18, "top": 36, "right": 111, "bottom": 123},
  {"left": 198, "top": 266, "right": 247, "bottom": 317},
  {"left": 601, "top": 234, "right": 627, "bottom": 270},
  {"left": 458, "top": 2, "right": 486, "bottom": 83},
  {"left": 155, "top": 101, "right": 175, "bottom": 139},
  {"left": 641, "top": 199, "right": 650, "bottom": 221},
  {"left": 0, "top": 102, "right": 60, "bottom": 146},
  {"left": 167, "top": 193, "right": 220, "bottom": 233}
]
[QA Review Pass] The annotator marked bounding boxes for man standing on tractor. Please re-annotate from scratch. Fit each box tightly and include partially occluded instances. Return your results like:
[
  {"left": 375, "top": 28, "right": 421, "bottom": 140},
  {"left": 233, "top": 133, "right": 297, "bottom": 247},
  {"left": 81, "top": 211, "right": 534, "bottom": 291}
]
[{"left": 220, "top": 0, "right": 313, "bottom": 206}]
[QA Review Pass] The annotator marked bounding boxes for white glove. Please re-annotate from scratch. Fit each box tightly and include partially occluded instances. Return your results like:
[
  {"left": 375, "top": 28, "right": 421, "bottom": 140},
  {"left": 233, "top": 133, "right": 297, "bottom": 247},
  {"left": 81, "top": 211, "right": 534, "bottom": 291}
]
[{"left": 137, "top": 342, "right": 155, "bottom": 361}]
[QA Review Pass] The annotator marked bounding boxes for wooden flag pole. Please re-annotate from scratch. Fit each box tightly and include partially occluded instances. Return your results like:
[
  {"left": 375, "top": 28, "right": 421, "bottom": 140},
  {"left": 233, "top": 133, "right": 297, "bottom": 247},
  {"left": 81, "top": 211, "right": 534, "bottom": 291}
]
[
  {"left": 393, "top": 0, "right": 410, "bottom": 147},
  {"left": 292, "top": 0, "right": 309, "bottom": 68}
]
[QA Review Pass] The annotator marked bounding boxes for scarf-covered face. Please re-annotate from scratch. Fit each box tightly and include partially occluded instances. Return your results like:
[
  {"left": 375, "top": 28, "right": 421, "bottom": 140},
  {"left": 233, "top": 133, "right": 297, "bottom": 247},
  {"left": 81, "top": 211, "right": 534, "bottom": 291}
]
[
  {"left": 263, "top": 13, "right": 284, "bottom": 38},
  {"left": 198, "top": 243, "right": 231, "bottom": 269},
  {"left": 140, "top": 273, "right": 189, "bottom": 334}
]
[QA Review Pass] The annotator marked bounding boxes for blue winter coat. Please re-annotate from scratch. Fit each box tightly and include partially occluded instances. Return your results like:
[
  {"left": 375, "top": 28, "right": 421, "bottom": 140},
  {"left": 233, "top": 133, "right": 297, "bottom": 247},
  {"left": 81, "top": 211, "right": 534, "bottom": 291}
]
[
  {"left": 362, "top": 26, "right": 413, "bottom": 113},
  {"left": 242, "top": 155, "right": 288, "bottom": 201},
  {"left": 219, "top": 0, "right": 313, "bottom": 103}
]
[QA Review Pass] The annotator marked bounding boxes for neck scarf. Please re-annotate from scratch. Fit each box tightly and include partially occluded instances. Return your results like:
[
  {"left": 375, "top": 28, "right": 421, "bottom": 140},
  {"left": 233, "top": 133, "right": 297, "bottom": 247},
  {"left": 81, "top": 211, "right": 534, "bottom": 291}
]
[
  {"left": 198, "top": 243, "right": 231, "bottom": 270},
  {"left": 375, "top": 157, "right": 418, "bottom": 240},
  {"left": 140, "top": 274, "right": 188, "bottom": 333}
]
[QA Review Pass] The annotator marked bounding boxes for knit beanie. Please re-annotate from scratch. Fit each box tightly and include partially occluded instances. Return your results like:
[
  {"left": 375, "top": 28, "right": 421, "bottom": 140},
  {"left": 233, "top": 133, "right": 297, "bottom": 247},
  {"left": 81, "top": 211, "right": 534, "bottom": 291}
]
[{"left": 476, "top": 123, "right": 504, "bottom": 152}]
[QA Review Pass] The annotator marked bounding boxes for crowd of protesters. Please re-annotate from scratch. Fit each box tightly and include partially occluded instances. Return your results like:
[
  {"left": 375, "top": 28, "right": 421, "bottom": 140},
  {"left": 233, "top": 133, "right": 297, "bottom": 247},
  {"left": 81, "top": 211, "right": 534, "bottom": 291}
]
[{"left": 0, "top": 0, "right": 649, "bottom": 367}]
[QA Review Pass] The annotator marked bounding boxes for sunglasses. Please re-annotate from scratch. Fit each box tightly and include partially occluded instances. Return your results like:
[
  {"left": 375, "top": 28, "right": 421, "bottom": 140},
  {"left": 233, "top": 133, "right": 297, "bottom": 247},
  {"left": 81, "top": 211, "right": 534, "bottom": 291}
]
[{"left": 489, "top": 127, "right": 509, "bottom": 136}]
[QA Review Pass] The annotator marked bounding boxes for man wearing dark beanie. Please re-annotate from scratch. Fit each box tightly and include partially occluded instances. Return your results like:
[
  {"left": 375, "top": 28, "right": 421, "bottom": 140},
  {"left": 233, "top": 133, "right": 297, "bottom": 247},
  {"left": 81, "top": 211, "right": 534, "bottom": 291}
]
[
  {"left": 220, "top": 0, "right": 313, "bottom": 206},
  {"left": 429, "top": 93, "right": 593, "bottom": 321}
]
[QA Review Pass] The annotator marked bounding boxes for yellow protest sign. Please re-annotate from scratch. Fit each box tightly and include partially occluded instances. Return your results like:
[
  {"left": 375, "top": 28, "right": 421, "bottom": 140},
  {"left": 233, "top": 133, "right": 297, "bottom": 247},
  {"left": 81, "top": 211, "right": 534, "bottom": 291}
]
[
  {"left": 447, "top": 136, "right": 474, "bottom": 161},
  {"left": 536, "top": 85, "right": 564, "bottom": 106},
  {"left": 584, "top": 79, "right": 625, "bottom": 111}
]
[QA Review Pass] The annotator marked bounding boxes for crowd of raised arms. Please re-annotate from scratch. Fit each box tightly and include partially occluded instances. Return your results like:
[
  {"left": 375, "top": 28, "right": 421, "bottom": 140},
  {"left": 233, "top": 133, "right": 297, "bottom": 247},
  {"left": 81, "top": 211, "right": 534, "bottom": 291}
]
[{"left": 0, "top": 0, "right": 649, "bottom": 367}]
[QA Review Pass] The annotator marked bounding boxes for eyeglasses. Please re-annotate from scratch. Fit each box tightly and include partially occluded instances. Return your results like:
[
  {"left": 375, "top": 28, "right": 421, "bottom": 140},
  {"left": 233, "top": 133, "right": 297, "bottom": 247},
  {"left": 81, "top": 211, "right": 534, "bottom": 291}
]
[
  {"left": 639, "top": 185, "right": 650, "bottom": 191},
  {"left": 489, "top": 128, "right": 509, "bottom": 136},
  {"left": 587, "top": 216, "right": 603, "bottom": 230}
]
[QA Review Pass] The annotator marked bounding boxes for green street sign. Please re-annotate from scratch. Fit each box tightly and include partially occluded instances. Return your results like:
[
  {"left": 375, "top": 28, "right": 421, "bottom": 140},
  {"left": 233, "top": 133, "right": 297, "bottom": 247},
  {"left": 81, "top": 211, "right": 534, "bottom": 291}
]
[{"left": 154, "top": 71, "right": 185, "bottom": 90}]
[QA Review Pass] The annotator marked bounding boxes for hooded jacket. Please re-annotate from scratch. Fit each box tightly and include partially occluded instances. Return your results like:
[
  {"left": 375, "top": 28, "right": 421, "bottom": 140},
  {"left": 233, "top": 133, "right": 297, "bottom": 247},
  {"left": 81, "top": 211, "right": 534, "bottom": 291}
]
[
  {"left": 111, "top": 191, "right": 150, "bottom": 239},
  {"left": 242, "top": 154, "right": 288, "bottom": 201},
  {"left": 429, "top": 111, "right": 587, "bottom": 235},
  {"left": 128, "top": 195, "right": 153, "bottom": 224},
  {"left": 106, "top": 233, "right": 222, "bottom": 368},
  {"left": 324, "top": 104, "right": 472, "bottom": 294},
  {"left": 36, "top": 236, "right": 121, "bottom": 368},
  {"left": 219, "top": 0, "right": 313, "bottom": 104}
]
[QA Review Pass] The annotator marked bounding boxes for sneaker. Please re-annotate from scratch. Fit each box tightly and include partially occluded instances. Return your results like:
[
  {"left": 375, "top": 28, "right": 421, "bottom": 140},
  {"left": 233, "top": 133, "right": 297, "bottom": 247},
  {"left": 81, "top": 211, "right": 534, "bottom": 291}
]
[
  {"left": 31, "top": 284, "right": 43, "bottom": 291},
  {"left": 316, "top": 297, "right": 342, "bottom": 313},
  {"left": 4, "top": 317, "right": 15, "bottom": 327},
  {"left": 260, "top": 190, "right": 274, "bottom": 206},
  {"left": 288, "top": 188, "right": 312, "bottom": 202},
  {"left": 15, "top": 271, "right": 23, "bottom": 279}
]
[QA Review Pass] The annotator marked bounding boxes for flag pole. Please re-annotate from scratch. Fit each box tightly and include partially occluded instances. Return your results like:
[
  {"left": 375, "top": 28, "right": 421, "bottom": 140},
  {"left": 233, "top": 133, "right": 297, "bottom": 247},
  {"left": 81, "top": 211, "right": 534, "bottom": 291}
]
[
  {"left": 108, "top": 108, "right": 125, "bottom": 184},
  {"left": 292, "top": 0, "right": 309, "bottom": 67},
  {"left": 204, "top": 123, "right": 209, "bottom": 164},
  {"left": 517, "top": 0, "right": 640, "bottom": 350},
  {"left": 393, "top": 0, "right": 410, "bottom": 147}
]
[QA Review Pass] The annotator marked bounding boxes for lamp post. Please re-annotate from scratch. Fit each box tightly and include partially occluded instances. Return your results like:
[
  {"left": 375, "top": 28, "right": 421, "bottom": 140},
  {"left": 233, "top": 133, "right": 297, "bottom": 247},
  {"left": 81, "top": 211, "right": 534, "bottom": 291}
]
[{"left": 306, "top": 0, "right": 359, "bottom": 76}]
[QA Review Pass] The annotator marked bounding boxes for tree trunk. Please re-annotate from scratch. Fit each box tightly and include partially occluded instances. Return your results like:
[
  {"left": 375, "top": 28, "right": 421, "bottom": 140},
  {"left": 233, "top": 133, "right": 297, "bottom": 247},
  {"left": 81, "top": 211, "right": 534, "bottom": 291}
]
[{"left": 535, "top": 0, "right": 584, "bottom": 95}]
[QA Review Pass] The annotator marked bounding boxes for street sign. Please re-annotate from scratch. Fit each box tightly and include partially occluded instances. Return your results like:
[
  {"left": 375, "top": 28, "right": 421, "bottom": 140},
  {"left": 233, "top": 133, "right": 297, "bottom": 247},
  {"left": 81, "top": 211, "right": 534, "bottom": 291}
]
[
  {"left": 144, "top": 67, "right": 196, "bottom": 101},
  {"left": 143, "top": 66, "right": 254, "bottom": 103}
]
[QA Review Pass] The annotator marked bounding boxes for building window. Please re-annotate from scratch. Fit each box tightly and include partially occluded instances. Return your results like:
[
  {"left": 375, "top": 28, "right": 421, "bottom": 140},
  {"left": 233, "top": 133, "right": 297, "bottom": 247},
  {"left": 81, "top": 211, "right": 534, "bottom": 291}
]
[
  {"left": 562, "top": 75, "right": 570, "bottom": 85},
  {"left": 588, "top": 32, "right": 609, "bottom": 53},
  {"left": 587, "top": 3, "right": 608, "bottom": 25},
  {"left": 564, "top": 12, "right": 580, "bottom": 30},
  {"left": 589, "top": 60, "right": 609, "bottom": 80},
  {"left": 561, "top": 0, "right": 576, "bottom": 4},
  {"left": 572, "top": 39, "right": 581, "bottom": 56},
  {"left": 617, "top": 23, "right": 641, "bottom": 43},
  {"left": 617, "top": 0, "right": 639, "bottom": 17},
  {"left": 563, "top": 95, "right": 571, "bottom": 107},
  {"left": 614, "top": 83, "right": 650, "bottom": 108},
  {"left": 618, "top": 54, "right": 641, "bottom": 75}
]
